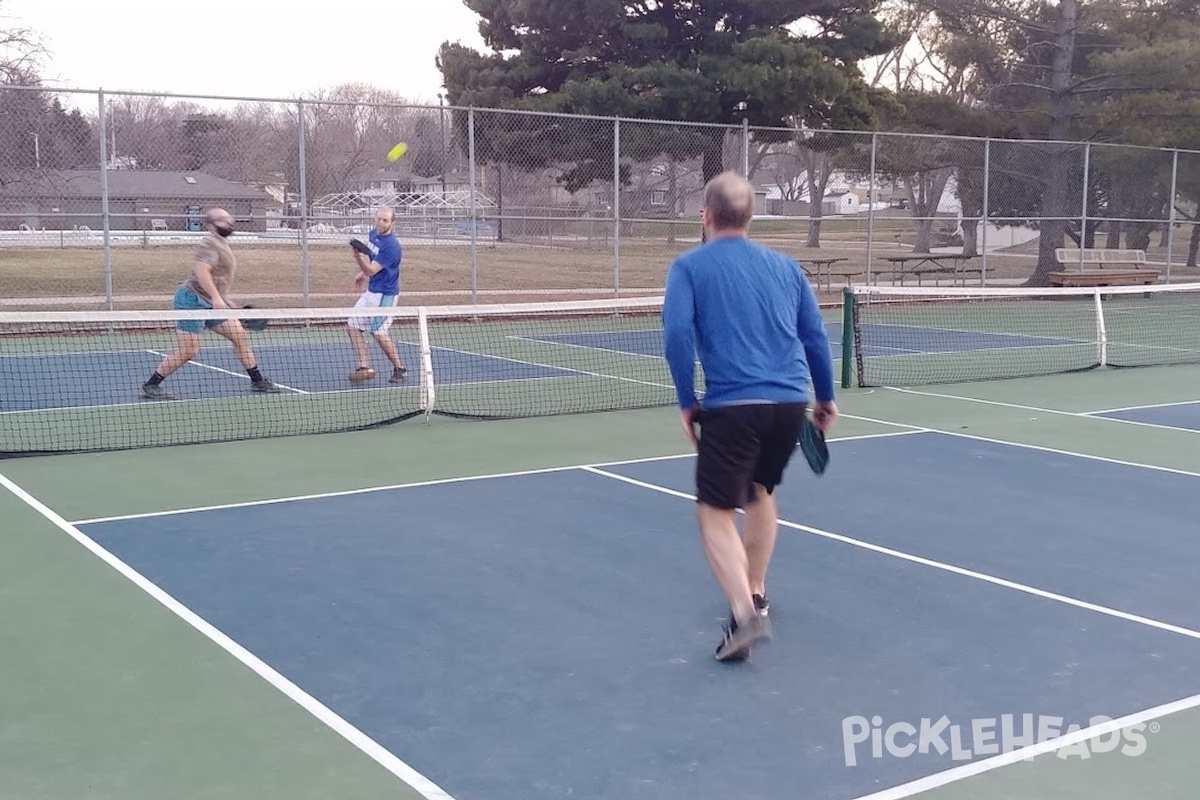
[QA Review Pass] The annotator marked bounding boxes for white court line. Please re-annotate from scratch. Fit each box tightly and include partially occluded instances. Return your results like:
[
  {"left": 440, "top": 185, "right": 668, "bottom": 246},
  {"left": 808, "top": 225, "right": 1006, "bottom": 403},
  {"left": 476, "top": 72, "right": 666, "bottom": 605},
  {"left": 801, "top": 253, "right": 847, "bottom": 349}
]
[
  {"left": 421, "top": 341, "right": 676, "bottom": 392},
  {"left": 848, "top": 691, "right": 1200, "bottom": 800},
  {"left": 838, "top": 411, "right": 1200, "bottom": 481},
  {"left": 506, "top": 333, "right": 668, "bottom": 361},
  {"left": 146, "top": 350, "right": 310, "bottom": 395},
  {"left": 0, "top": 469, "right": 456, "bottom": 800},
  {"left": 582, "top": 465, "right": 1200, "bottom": 642},
  {"left": 883, "top": 387, "right": 1200, "bottom": 437},
  {"left": 0, "top": 347, "right": 163, "bottom": 359},
  {"left": 1089, "top": 398, "right": 1200, "bottom": 415},
  {"left": 69, "top": 430, "right": 927, "bottom": 526}
]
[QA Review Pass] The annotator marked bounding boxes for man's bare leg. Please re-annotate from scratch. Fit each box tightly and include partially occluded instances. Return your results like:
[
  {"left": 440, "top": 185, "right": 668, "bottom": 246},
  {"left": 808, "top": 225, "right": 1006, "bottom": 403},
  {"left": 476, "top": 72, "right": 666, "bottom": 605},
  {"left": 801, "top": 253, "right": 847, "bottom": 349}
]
[
  {"left": 154, "top": 331, "right": 201, "bottom": 378},
  {"left": 141, "top": 331, "right": 201, "bottom": 398},
  {"left": 743, "top": 484, "right": 779, "bottom": 602},
  {"left": 372, "top": 332, "right": 405, "bottom": 370},
  {"left": 214, "top": 320, "right": 257, "bottom": 369},
  {"left": 214, "top": 321, "right": 278, "bottom": 391},
  {"left": 348, "top": 329, "right": 372, "bottom": 371},
  {"left": 697, "top": 503, "right": 757, "bottom": 624}
]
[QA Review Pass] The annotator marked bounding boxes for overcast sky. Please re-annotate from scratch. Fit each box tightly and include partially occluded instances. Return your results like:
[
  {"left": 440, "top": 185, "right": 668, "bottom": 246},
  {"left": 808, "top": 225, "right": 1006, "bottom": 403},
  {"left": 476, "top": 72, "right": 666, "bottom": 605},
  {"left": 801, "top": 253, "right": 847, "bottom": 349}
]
[{"left": 3, "top": 0, "right": 488, "bottom": 105}]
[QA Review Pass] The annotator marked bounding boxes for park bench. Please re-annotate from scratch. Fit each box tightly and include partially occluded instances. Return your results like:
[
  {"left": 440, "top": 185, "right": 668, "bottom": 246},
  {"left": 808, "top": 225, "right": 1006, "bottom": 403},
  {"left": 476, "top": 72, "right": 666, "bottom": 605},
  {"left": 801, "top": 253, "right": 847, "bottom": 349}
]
[{"left": 1049, "top": 248, "right": 1160, "bottom": 287}]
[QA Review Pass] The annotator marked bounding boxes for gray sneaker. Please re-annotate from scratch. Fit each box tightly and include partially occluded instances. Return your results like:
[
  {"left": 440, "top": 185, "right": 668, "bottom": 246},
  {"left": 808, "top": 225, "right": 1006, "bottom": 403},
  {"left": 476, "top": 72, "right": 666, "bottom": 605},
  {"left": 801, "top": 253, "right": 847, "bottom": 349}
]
[
  {"left": 141, "top": 383, "right": 172, "bottom": 400},
  {"left": 251, "top": 378, "right": 281, "bottom": 393},
  {"left": 714, "top": 612, "right": 772, "bottom": 662},
  {"left": 389, "top": 365, "right": 408, "bottom": 384}
]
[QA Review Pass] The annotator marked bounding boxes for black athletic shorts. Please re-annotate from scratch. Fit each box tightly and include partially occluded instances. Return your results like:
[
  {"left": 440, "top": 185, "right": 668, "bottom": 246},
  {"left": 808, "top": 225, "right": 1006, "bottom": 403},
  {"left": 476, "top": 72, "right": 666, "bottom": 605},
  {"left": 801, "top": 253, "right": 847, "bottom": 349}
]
[{"left": 695, "top": 402, "right": 808, "bottom": 510}]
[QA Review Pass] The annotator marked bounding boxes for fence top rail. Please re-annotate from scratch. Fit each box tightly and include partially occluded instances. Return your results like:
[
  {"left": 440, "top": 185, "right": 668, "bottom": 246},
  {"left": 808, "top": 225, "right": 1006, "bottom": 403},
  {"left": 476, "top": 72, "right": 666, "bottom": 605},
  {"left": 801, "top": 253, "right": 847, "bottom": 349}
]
[{"left": 5, "top": 83, "right": 1200, "bottom": 157}]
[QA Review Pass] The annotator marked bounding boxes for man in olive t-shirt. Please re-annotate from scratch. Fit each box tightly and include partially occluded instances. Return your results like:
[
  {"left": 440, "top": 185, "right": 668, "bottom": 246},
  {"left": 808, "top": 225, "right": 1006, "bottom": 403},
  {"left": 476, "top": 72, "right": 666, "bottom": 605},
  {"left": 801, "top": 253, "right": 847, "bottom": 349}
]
[{"left": 141, "top": 208, "right": 279, "bottom": 400}]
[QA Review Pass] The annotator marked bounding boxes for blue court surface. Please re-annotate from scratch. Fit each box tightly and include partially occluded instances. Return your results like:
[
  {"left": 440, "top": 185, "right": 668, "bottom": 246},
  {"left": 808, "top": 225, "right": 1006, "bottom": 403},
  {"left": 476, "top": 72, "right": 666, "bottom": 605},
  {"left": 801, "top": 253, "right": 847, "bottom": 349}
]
[
  {"left": 0, "top": 342, "right": 579, "bottom": 412},
  {"left": 3, "top": 320, "right": 1088, "bottom": 415},
  {"left": 1090, "top": 401, "right": 1200, "bottom": 432},
  {"left": 520, "top": 321, "right": 1079, "bottom": 362},
  {"left": 74, "top": 429, "right": 1200, "bottom": 800}
]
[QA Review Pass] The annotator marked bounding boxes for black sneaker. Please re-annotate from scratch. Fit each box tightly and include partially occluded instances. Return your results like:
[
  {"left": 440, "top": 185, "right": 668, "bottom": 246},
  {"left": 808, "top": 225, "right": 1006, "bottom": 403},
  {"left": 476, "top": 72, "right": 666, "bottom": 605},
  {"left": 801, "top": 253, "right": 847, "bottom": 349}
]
[
  {"left": 714, "top": 612, "right": 771, "bottom": 662},
  {"left": 251, "top": 378, "right": 281, "bottom": 393},
  {"left": 389, "top": 365, "right": 408, "bottom": 384},
  {"left": 141, "top": 383, "right": 172, "bottom": 400},
  {"left": 753, "top": 593, "right": 770, "bottom": 617}
]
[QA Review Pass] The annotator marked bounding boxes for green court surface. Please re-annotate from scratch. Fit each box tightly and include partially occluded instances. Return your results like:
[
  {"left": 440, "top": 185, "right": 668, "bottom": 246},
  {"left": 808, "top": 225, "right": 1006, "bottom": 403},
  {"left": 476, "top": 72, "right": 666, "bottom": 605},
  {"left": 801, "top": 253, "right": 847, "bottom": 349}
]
[{"left": 4, "top": 362, "right": 1200, "bottom": 799}]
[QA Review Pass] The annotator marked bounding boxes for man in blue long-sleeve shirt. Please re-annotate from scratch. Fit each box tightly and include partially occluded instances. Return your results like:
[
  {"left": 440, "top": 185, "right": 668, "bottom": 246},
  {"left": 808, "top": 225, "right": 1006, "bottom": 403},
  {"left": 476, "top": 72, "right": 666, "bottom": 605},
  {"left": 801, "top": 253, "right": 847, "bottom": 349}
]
[{"left": 662, "top": 171, "right": 839, "bottom": 662}]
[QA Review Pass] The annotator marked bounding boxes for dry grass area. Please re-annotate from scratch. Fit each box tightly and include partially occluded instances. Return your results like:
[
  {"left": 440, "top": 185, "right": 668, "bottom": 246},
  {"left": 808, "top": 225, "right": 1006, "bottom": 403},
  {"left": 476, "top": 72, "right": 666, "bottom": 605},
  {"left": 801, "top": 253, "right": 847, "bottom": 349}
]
[
  {"left": 0, "top": 240, "right": 683, "bottom": 311},
  {"left": 3, "top": 230, "right": 1196, "bottom": 312}
]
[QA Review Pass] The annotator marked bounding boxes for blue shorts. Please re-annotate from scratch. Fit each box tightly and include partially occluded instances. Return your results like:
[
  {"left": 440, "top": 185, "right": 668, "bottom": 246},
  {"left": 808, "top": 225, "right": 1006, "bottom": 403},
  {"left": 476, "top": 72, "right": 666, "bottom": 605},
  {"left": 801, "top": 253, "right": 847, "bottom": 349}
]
[{"left": 173, "top": 285, "right": 224, "bottom": 334}]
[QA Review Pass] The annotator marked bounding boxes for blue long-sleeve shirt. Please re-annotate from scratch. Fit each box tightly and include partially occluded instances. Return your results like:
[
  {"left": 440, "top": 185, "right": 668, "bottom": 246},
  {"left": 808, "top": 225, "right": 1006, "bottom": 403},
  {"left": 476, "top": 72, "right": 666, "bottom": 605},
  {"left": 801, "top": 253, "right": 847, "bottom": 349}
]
[{"left": 661, "top": 236, "right": 835, "bottom": 410}]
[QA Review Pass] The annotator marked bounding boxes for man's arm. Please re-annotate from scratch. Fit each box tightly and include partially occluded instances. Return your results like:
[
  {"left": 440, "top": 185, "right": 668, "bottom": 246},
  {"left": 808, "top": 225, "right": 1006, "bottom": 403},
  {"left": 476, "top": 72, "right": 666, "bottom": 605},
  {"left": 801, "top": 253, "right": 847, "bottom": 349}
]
[
  {"left": 661, "top": 261, "right": 698, "bottom": 410},
  {"left": 796, "top": 272, "right": 836, "bottom": 404},
  {"left": 352, "top": 250, "right": 382, "bottom": 276},
  {"left": 192, "top": 261, "right": 227, "bottom": 308}
]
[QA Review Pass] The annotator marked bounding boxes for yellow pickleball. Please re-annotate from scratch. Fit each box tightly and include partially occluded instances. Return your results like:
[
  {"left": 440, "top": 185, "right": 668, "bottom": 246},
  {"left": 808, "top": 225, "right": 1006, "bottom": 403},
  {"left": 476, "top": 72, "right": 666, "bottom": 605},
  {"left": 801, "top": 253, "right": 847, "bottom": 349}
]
[{"left": 387, "top": 142, "right": 409, "bottom": 161}]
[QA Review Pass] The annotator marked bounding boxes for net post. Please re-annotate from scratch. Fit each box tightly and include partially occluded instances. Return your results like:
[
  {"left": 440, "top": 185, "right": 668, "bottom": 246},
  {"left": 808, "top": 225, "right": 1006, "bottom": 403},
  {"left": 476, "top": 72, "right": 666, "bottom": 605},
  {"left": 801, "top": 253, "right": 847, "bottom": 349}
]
[
  {"left": 418, "top": 306, "right": 436, "bottom": 419},
  {"left": 1093, "top": 287, "right": 1107, "bottom": 368},
  {"left": 841, "top": 286, "right": 854, "bottom": 388}
]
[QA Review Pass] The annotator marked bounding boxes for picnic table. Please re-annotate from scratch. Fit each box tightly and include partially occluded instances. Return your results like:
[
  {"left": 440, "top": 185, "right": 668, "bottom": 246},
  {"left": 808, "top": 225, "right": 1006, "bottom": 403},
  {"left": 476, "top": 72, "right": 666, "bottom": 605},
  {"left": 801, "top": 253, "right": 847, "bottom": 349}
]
[
  {"left": 877, "top": 254, "right": 981, "bottom": 286},
  {"left": 800, "top": 257, "right": 852, "bottom": 291}
]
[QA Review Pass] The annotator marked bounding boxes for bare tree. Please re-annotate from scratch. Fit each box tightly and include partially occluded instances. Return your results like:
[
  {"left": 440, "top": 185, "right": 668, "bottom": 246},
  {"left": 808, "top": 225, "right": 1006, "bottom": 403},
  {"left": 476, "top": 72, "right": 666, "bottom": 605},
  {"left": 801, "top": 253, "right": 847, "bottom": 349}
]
[{"left": 0, "top": 4, "right": 45, "bottom": 85}]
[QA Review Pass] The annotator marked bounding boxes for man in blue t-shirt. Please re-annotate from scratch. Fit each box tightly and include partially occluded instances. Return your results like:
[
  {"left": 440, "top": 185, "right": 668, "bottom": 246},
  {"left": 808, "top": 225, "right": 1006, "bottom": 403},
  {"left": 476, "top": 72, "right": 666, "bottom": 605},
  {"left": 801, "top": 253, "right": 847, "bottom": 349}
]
[
  {"left": 662, "top": 171, "right": 839, "bottom": 662},
  {"left": 347, "top": 206, "right": 407, "bottom": 383}
]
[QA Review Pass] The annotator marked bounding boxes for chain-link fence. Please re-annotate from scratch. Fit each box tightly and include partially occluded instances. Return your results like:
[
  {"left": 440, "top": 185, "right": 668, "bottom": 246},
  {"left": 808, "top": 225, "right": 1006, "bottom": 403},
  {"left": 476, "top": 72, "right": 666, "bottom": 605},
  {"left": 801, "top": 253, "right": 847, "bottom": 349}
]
[{"left": 3, "top": 83, "right": 1200, "bottom": 311}]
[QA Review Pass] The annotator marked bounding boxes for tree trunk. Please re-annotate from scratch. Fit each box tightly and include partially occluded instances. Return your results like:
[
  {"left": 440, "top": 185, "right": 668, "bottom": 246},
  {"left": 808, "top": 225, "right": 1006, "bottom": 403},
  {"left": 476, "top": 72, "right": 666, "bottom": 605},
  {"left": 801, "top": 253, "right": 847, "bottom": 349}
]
[
  {"left": 1127, "top": 222, "right": 1152, "bottom": 251},
  {"left": 803, "top": 149, "right": 832, "bottom": 248},
  {"left": 1025, "top": 0, "right": 1078, "bottom": 287},
  {"left": 807, "top": 217, "right": 823, "bottom": 247},
  {"left": 905, "top": 168, "right": 952, "bottom": 254},
  {"left": 702, "top": 132, "right": 726, "bottom": 183},
  {"left": 961, "top": 218, "right": 979, "bottom": 257},
  {"left": 1188, "top": 224, "right": 1200, "bottom": 267}
]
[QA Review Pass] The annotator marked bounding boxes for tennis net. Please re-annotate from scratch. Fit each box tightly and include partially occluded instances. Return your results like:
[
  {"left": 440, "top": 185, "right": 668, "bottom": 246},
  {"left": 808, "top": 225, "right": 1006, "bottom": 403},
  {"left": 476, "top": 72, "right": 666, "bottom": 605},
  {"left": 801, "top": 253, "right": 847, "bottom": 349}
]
[
  {"left": 845, "top": 282, "right": 1200, "bottom": 387},
  {"left": 0, "top": 297, "right": 676, "bottom": 455}
]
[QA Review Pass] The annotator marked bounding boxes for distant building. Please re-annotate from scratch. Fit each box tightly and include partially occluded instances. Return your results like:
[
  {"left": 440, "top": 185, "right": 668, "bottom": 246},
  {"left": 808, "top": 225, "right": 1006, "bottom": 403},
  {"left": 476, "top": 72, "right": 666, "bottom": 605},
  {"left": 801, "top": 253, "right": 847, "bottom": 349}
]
[{"left": 0, "top": 169, "right": 274, "bottom": 231}]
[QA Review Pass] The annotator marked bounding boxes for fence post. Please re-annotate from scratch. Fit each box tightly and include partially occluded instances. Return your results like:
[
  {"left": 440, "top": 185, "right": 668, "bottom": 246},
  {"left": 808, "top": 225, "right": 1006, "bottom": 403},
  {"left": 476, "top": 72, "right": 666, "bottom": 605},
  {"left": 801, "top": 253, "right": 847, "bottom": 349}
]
[
  {"left": 468, "top": 107, "right": 478, "bottom": 305},
  {"left": 981, "top": 138, "right": 990, "bottom": 286},
  {"left": 613, "top": 117, "right": 621, "bottom": 298},
  {"left": 865, "top": 132, "right": 877, "bottom": 285},
  {"left": 1167, "top": 148, "right": 1179, "bottom": 282},
  {"left": 741, "top": 118, "right": 750, "bottom": 177},
  {"left": 97, "top": 89, "right": 113, "bottom": 311},
  {"left": 1079, "top": 141, "right": 1090, "bottom": 267},
  {"left": 297, "top": 99, "right": 310, "bottom": 308}
]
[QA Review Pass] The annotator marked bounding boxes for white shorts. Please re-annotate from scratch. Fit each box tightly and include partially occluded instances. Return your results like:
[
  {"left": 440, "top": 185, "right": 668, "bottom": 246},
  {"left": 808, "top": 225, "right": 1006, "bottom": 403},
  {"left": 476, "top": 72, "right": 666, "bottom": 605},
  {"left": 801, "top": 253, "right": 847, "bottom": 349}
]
[{"left": 348, "top": 292, "right": 398, "bottom": 334}]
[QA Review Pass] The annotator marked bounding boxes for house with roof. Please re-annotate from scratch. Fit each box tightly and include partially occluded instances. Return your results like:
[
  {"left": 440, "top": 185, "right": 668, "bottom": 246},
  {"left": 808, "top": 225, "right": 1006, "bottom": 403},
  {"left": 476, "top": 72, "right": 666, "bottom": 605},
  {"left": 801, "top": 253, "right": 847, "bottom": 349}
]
[{"left": 0, "top": 170, "right": 276, "bottom": 232}]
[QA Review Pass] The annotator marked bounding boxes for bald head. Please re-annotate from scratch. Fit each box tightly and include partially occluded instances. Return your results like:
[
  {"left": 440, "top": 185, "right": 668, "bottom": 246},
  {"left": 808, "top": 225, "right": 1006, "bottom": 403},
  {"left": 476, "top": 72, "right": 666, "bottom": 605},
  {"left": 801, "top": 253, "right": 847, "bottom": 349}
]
[
  {"left": 702, "top": 171, "right": 755, "bottom": 234},
  {"left": 204, "top": 207, "right": 234, "bottom": 238}
]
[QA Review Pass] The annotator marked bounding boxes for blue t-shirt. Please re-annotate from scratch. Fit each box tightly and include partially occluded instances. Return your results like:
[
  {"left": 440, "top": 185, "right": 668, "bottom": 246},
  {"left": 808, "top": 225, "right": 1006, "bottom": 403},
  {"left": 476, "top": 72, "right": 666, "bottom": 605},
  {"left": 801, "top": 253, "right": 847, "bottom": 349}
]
[
  {"left": 367, "top": 229, "right": 402, "bottom": 295},
  {"left": 661, "top": 236, "right": 835, "bottom": 410}
]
